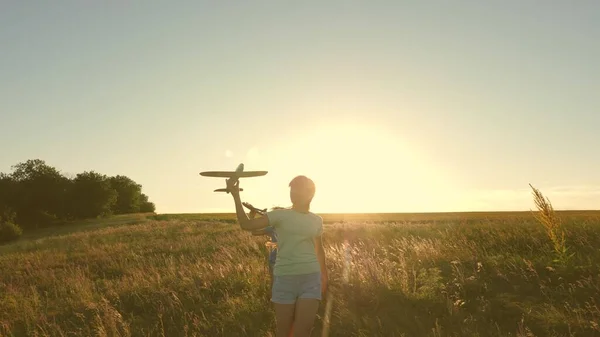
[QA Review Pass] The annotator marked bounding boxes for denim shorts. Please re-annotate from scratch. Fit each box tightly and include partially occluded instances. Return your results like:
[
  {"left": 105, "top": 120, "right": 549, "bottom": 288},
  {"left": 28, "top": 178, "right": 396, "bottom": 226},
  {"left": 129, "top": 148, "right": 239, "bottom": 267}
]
[{"left": 271, "top": 272, "right": 321, "bottom": 304}]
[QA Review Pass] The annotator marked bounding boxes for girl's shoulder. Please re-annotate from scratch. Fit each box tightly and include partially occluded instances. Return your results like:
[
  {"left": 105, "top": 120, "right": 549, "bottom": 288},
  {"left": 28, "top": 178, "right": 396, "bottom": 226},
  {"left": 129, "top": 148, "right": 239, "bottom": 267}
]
[
  {"left": 308, "top": 212, "right": 322, "bottom": 223},
  {"left": 267, "top": 208, "right": 321, "bottom": 225}
]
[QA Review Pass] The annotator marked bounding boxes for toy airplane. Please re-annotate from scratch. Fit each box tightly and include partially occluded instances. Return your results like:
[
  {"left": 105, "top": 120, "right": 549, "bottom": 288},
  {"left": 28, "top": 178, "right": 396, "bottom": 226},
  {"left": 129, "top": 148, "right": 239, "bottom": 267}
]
[{"left": 199, "top": 163, "right": 267, "bottom": 193}]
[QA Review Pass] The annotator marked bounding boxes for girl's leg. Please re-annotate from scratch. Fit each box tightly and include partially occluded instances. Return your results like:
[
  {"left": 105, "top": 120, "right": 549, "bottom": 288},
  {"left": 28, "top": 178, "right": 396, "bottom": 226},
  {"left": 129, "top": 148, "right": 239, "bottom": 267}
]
[
  {"left": 272, "top": 274, "right": 297, "bottom": 337},
  {"left": 293, "top": 299, "right": 320, "bottom": 337},
  {"left": 274, "top": 303, "right": 295, "bottom": 337},
  {"left": 293, "top": 272, "right": 322, "bottom": 337}
]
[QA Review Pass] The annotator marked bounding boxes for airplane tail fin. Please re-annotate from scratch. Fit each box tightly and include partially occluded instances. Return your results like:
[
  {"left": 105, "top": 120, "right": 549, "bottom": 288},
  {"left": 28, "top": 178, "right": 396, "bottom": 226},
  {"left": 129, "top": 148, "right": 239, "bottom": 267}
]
[{"left": 214, "top": 188, "right": 244, "bottom": 193}]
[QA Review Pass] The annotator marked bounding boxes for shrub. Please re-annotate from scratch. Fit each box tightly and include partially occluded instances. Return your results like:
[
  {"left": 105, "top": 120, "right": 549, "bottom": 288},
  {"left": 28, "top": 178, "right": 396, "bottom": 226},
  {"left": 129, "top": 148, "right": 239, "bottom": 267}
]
[
  {"left": 0, "top": 221, "right": 23, "bottom": 243},
  {"left": 0, "top": 206, "right": 16, "bottom": 223}
]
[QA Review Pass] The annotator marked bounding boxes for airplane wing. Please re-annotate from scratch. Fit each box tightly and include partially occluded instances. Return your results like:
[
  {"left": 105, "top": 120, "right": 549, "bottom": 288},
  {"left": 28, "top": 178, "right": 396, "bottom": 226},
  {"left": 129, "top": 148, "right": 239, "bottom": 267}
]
[{"left": 199, "top": 171, "right": 268, "bottom": 178}]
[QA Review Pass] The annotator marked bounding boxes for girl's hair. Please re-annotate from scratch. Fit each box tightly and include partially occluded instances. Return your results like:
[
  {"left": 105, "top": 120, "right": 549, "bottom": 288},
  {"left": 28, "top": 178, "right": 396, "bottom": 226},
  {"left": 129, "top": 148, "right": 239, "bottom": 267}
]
[{"left": 289, "top": 175, "right": 316, "bottom": 197}]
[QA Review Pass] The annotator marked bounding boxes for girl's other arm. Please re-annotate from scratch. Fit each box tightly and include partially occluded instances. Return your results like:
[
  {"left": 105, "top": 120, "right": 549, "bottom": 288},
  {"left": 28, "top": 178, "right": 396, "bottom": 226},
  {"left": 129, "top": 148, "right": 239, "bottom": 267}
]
[
  {"left": 314, "top": 235, "right": 328, "bottom": 296},
  {"left": 250, "top": 229, "right": 269, "bottom": 236}
]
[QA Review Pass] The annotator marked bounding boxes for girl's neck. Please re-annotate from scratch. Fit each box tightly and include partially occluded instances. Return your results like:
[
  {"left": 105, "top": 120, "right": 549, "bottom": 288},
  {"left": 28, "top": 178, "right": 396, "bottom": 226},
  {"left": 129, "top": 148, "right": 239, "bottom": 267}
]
[{"left": 292, "top": 204, "right": 310, "bottom": 213}]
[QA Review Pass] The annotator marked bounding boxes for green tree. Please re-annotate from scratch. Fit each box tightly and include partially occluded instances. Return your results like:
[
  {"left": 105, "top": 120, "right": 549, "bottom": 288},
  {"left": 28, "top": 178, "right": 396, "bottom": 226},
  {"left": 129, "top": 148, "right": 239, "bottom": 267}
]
[
  {"left": 9, "top": 159, "right": 71, "bottom": 228},
  {"left": 0, "top": 159, "right": 157, "bottom": 232},
  {"left": 0, "top": 173, "right": 16, "bottom": 221},
  {"left": 69, "top": 171, "right": 117, "bottom": 219},
  {"left": 109, "top": 175, "right": 142, "bottom": 214},
  {"left": 139, "top": 193, "right": 156, "bottom": 213}
]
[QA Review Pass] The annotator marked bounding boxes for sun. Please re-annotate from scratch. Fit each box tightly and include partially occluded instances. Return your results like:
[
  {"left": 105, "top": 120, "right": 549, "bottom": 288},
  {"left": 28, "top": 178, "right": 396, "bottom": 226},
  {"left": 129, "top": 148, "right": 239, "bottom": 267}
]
[{"left": 259, "top": 123, "right": 454, "bottom": 213}]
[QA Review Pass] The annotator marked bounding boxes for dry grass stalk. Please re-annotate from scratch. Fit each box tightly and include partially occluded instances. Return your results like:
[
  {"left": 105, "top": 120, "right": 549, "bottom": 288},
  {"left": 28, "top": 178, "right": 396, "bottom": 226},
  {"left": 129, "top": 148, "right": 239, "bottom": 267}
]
[{"left": 529, "top": 183, "right": 569, "bottom": 263}]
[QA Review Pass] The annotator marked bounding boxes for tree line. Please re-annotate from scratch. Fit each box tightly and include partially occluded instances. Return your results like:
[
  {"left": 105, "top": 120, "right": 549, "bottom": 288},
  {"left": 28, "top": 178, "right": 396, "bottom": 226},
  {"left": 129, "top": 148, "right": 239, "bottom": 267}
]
[{"left": 0, "top": 159, "right": 155, "bottom": 239}]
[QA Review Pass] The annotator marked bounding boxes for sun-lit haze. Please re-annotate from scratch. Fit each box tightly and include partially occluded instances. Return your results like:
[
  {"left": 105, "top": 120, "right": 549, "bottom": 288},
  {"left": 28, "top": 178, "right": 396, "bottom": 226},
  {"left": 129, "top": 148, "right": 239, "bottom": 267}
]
[{"left": 2, "top": 2, "right": 599, "bottom": 213}]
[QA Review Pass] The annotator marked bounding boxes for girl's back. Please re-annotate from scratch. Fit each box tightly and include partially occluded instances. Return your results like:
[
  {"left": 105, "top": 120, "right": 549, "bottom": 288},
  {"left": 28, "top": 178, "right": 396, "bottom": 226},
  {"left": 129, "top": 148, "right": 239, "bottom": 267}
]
[{"left": 266, "top": 208, "right": 323, "bottom": 276}]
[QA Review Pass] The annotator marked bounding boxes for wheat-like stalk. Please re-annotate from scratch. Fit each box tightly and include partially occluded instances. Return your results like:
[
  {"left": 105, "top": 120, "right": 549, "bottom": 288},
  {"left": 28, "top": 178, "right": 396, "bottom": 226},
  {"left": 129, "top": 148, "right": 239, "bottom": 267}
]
[{"left": 529, "top": 184, "right": 568, "bottom": 262}]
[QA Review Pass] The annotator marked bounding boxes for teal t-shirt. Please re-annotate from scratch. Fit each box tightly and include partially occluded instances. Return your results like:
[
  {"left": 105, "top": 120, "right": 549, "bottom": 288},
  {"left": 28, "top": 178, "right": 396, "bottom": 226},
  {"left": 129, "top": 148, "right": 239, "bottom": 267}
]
[{"left": 266, "top": 209, "right": 323, "bottom": 276}]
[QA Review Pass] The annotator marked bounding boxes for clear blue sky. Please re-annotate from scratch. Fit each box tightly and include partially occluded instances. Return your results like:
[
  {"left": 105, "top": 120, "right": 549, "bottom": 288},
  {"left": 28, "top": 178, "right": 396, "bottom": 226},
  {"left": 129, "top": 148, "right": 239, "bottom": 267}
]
[{"left": 1, "top": 1, "right": 599, "bottom": 213}]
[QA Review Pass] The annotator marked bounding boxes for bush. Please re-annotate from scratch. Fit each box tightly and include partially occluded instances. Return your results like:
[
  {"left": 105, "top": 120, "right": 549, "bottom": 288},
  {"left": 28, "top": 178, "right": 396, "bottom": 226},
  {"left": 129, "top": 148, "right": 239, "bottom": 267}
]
[
  {"left": 0, "top": 206, "right": 16, "bottom": 223},
  {"left": 0, "top": 221, "right": 23, "bottom": 243}
]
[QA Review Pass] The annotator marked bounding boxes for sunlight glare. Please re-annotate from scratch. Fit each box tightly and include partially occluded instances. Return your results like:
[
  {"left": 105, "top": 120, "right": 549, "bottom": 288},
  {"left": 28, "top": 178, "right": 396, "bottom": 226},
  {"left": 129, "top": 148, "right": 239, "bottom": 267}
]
[{"left": 263, "top": 123, "right": 455, "bottom": 213}]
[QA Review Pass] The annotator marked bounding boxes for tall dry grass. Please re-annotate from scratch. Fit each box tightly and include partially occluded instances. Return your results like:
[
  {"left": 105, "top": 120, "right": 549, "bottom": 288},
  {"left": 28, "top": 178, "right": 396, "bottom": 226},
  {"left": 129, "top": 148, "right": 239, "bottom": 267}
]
[
  {"left": 1, "top": 213, "right": 600, "bottom": 336},
  {"left": 529, "top": 184, "right": 573, "bottom": 265}
]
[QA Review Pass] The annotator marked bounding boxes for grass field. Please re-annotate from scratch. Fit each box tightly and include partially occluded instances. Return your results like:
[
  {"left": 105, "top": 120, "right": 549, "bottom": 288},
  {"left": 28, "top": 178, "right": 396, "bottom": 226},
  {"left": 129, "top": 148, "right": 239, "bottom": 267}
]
[{"left": 1, "top": 210, "right": 600, "bottom": 336}]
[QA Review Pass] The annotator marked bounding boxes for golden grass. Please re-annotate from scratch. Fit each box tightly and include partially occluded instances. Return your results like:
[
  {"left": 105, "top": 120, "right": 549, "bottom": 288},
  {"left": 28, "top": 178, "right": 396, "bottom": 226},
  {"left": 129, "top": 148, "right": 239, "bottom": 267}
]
[
  {"left": 1, "top": 212, "right": 600, "bottom": 336},
  {"left": 529, "top": 184, "right": 572, "bottom": 264}
]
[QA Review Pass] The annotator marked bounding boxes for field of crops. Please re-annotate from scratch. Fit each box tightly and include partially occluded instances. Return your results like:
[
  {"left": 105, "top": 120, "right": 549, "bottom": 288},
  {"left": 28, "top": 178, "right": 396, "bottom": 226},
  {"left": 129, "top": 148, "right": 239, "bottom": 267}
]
[{"left": 1, "top": 210, "right": 600, "bottom": 336}]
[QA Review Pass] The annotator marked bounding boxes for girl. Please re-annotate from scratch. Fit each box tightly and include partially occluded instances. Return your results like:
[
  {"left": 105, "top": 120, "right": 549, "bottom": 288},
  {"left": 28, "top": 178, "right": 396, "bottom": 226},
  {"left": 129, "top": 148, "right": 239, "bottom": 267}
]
[{"left": 228, "top": 176, "right": 328, "bottom": 337}]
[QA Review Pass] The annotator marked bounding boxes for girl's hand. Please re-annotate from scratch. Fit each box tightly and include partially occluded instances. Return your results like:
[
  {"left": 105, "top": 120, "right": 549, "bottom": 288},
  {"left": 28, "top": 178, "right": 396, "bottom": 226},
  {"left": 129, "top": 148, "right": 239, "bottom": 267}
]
[
  {"left": 226, "top": 178, "right": 240, "bottom": 195},
  {"left": 242, "top": 202, "right": 257, "bottom": 218}
]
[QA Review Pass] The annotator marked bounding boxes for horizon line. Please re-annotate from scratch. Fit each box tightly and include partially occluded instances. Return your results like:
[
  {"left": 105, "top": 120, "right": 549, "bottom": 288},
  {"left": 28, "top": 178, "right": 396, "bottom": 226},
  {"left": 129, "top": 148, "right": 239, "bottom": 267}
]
[{"left": 163, "top": 209, "right": 600, "bottom": 215}]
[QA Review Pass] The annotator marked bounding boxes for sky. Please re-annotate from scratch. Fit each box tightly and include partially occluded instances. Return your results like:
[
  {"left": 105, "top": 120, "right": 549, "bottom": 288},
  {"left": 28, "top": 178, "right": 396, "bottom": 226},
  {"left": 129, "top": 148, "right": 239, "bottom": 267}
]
[{"left": 1, "top": 1, "right": 599, "bottom": 214}]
